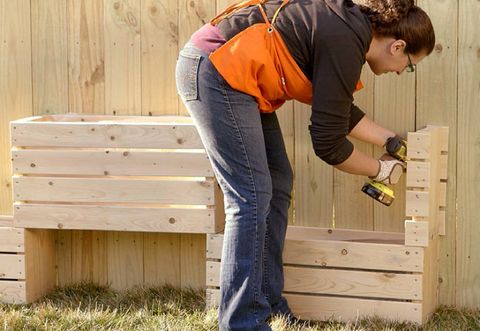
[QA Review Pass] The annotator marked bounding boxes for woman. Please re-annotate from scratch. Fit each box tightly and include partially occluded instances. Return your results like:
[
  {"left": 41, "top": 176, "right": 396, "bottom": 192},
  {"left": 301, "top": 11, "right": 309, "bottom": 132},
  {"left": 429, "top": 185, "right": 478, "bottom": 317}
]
[{"left": 176, "top": 0, "right": 435, "bottom": 329}]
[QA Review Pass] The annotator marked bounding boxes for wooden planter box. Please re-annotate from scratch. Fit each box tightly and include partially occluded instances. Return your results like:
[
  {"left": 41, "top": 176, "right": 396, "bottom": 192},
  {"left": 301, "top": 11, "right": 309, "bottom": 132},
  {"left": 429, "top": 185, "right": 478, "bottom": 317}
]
[
  {"left": 11, "top": 114, "right": 224, "bottom": 234},
  {"left": 206, "top": 126, "right": 448, "bottom": 324},
  {"left": 0, "top": 215, "right": 55, "bottom": 304}
]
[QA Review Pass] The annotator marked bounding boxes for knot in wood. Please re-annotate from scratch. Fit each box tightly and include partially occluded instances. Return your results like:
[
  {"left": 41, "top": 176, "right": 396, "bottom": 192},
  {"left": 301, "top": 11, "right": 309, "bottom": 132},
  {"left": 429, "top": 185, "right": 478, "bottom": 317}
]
[
  {"left": 327, "top": 229, "right": 333, "bottom": 234},
  {"left": 57, "top": 223, "right": 64, "bottom": 229},
  {"left": 341, "top": 248, "right": 348, "bottom": 255},
  {"left": 30, "top": 163, "right": 36, "bottom": 168},
  {"left": 123, "top": 151, "right": 129, "bottom": 157},
  {"left": 434, "top": 44, "right": 443, "bottom": 53},
  {"left": 169, "top": 217, "right": 176, "bottom": 224}
]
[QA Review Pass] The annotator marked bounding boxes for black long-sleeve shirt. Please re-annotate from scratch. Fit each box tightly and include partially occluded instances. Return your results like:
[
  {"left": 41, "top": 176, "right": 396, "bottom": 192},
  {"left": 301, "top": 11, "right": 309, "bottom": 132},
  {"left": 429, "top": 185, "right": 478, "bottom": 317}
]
[{"left": 217, "top": 0, "right": 372, "bottom": 165}]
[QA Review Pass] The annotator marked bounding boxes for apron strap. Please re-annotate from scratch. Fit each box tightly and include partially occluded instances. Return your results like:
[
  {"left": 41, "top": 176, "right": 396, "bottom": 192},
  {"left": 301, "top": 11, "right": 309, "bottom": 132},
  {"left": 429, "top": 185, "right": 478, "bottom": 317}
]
[{"left": 271, "top": 0, "right": 289, "bottom": 26}]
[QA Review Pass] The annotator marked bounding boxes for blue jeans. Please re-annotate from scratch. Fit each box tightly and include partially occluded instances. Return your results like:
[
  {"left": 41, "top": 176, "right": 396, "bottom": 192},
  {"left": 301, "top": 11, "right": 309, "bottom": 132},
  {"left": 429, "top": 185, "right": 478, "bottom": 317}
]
[{"left": 176, "top": 42, "right": 293, "bottom": 331}]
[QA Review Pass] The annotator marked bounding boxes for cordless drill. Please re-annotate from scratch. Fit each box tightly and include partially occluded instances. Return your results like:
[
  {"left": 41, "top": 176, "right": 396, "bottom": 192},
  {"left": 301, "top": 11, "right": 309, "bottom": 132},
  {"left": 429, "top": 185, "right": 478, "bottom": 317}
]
[{"left": 361, "top": 136, "right": 407, "bottom": 206}]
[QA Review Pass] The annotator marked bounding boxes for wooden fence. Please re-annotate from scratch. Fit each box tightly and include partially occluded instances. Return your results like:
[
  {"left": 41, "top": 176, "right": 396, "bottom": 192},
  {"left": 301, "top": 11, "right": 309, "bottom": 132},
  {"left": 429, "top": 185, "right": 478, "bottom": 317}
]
[{"left": 0, "top": 0, "right": 478, "bottom": 307}]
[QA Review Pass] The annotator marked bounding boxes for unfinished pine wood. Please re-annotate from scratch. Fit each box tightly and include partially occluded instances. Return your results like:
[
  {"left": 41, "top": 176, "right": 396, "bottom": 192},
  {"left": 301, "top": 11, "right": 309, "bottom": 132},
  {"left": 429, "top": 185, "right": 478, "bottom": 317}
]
[
  {"left": 13, "top": 176, "right": 215, "bottom": 205},
  {"left": 11, "top": 118, "right": 203, "bottom": 148},
  {"left": 55, "top": 230, "right": 72, "bottom": 286},
  {"left": 0, "top": 281, "right": 26, "bottom": 304},
  {"left": 0, "top": 0, "right": 33, "bottom": 216},
  {"left": 105, "top": 0, "right": 141, "bottom": 115},
  {"left": 206, "top": 289, "right": 423, "bottom": 323},
  {"left": 141, "top": 0, "right": 179, "bottom": 116},
  {"left": 0, "top": 227, "right": 24, "bottom": 252},
  {"left": 335, "top": 66, "right": 375, "bottom": 230},
  {"left": 67, "top": 0, "right": 105, "bottom": 114},
  {"left": 373, "top": 72, "right": 415, "bottom": 232},
  {"left": 71, "top": 230, "right": 108, "bottom": 285},
  {"left": 207, "top": 232, "right": 423, "bottom": 272},
  {"left": 0, "top": 215, "right": 13, "bottom": 227},
  {"left": 207, "top": 261, "right": 422, "bottom": 300},
  {"left": 285, "top": 226, "right": 404, "bottom": 244},
  {"left": 107, "top": 232, "right": 143, "bottom": 290},
  {"left": 0, "top": 254, "right": 25, "bottom": 279},
  {"left": 24, "top": 229, "right": 56, "bottom": 302},
  {"left": 14, "top": 203, "right": 221, "bottom": 233},
  {"left": 407, "top": 161, "right": 431, "bottom": 188},
  {"left": 12, "top": 149, "right": 212, "bottom": 177},
  {"left": 405, "top": 220, "right": 429, "bottom": 247},
  {"left": 144, "top": 233, "right": 181, "bottom": 287},
  {"left": 181, "top": 234, "right": 206, "bottom": 289},
  {"left": 294, "top": 102, "right": 333, "bottom": 227},
  {"left": 31, "top": 0, "right": 68, "bottom": 116},
  {"left": 405, "top": 191, "right": 430, "bottom": 217}
]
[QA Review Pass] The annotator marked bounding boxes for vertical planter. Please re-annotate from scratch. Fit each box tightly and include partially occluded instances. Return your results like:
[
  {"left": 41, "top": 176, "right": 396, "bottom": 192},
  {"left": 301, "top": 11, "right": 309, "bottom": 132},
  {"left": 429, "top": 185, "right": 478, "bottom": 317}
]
[{"left": 206, "top": 126, "right": 449, "bottom": 324}]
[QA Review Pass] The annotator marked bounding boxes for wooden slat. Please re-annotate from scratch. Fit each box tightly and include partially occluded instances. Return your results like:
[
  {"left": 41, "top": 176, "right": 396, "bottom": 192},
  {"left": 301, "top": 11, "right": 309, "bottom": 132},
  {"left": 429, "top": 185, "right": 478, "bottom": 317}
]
[
  {"left": 294, "top": 102, "right": 333, "bottom": 227},
  {"left": 12, "top": 149, "right": 212, "bottom": 177},
  {"left": 0, "top": 228, "right": 24, "bottom": 253},
  {"left": 14, "top": 203, "right": 221, "bottom": 233},
  {"left": 0, "top": 0, "right": 33, "bottom": 216},
  {"left": 181, "top": 234, "right": 206, "bottom": 289},
  {"left": 207, "top": 233, "right": 424, "bottom": 272},
  {"left": 285, "top": 226, "right": 404, "bottom": 244},
  {"left": 0, "top": 254, "right": 25, "bottom": 279},
  {"left": 144, "top": 233, "right": 181, "bottom": 287},
  {"left": 0, "top": 215, "right": 13, "bottom": 227},
  {"left": 207, "top": 261, "right": 422, "bottom": 300},
  {"left": 335, "top": 66, "right": 375, "bottom": 230},
  {"left": 141, "top": 0, "right": 179, "bottom": 116},
  {"left": 31, "top": 0, "right": 68, "bottom": 116},
  {"left": 67, "top": 0, "right": 105, "bottom": 114},
  {"left": 11, "top": 120, "right": 203, "bottom": 149},
  {"left": 457, "top": 0, "right": 479, "bottom": 308},
  {"left": 406, "top": 190, "right": 430, "bottom": 217},
  {"left": 206, "top": 289, "right": 423, "bottom": 323},
  {"left": 70, "top": 230, "right": 108, "bottom": 285},
  {"left": 14, "top": 176, "right": 215, "bottom": 205},
  {"left": 0, "top": 281, "right": 26, "bottom": 304},
  {"left": 104, "top": 0, "right": 141, "bottom": 116},
  {"left": 407, "top": 132, "right": 431, "bottom": 160},
  {"left": 107, "top": 231, "right": 143, "bottom": 290},
  {"left": 407, "top": 161, "right": 431, "bottom": 188},
  {"left": 405, "top": 220, "right": 430, "bottom": 247}
]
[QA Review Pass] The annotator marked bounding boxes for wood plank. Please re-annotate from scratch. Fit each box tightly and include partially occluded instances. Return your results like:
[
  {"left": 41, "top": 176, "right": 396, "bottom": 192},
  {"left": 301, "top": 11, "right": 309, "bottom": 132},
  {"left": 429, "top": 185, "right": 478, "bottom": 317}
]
[
  {"left": 0, "top": 227, "right": 24, "bottom": 253},
  {"left": 456, "top": 0, "right": 479, "bottom": 308},
  {"left": 181, "top": 234, "right": 206, "bottom": 289},
  {"left": 207, "top": 261, "right": 422, "bottom": 300},
  {"left": 14, "top": 203, "right": 220, "bottom": 233},
  {"left": 405, "top": 220, "right": 430, "bottom": 247},
  {"left": 285, "top": 226, "right": 404, "bottom": 244},
  {"left": 0, "top": 254, "right": 25, "bottom": 279},
  {"left": 206, "top": 289, "right": 423, "bottom": 323},
  {"left": 56, "top": 230, "right": 72, "bottom": 286},
  {"left": 107, "top": 232, "right": 143, "bottom": 290},
  {"left": 67, "top": 0, "right": 105, "bottom": 114},
  {"left": 141, "top": 0, "right": 179, "bottom": 116},
  {"left": 71, "top": 230, "right": 108, "bottom": 285},
  {"left": 0, "top": 0, "right": 33, "bottom": 216},
  {"left": 104, "top": 0, "right": 141, "bottom": 115},
  {"left": 294, "top": 102, "right": 333, "bottom": 227},
  {"left": 0, "top": 281, "right": 26, "bottom": 304},
  {"left": 207, "top": 233, "right": 424, "bottom": 272},
  {"left": 0, "top": 215, "right": 13, "bottom": 227},
  {"left": 406, "top": 191, "right": 430, "bottom": 217},
  {"left": 144, "top": 233, "right": 181, "bottom": 287},
  {"left": 24, "top": 229, "right": 56, "bottom": 302},
  {"left": 11, "top": 120, "right": 203, "bottom": 149},
  {"left": 373, "top": 72, "right": 415, "bottom": 232},
  {"left": 14, "top": 176, "right": 215, "bottom": 205},
  {"left": 335, "top": 66, "right": 375, "bottom": 230},
  {"left": 31, "top": 0, "right": 68, "bottom": 116},
  {"left": 406, "top": 161, "right": 431, "bottom": 188},
  {"left": 12, "top": 149, "right": 213, "bottom": 177},
  {"left": 407, "top": 132, "right": 431, "bottom": 160}
]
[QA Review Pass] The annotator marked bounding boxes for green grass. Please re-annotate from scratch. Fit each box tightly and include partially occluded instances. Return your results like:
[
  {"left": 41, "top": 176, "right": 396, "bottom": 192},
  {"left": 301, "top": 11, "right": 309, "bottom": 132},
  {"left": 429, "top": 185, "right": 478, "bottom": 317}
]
[{"left": 0, "top": 283, "right": 478, "bottom": 331}]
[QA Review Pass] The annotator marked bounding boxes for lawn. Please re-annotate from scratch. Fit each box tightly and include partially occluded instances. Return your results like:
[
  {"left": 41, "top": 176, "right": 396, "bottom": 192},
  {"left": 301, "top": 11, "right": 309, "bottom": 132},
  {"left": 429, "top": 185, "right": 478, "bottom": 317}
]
[{"left": 0, "top": 284, "right": 478, "bottom": 330}]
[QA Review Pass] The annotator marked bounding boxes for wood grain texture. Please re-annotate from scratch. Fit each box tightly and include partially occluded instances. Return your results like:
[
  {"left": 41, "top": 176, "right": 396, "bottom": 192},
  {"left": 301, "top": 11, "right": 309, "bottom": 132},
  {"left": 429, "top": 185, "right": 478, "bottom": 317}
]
[
  {"left": 457, "top": 0, "right": 480, "bottom": 308},
  {"left": 0, "top": 0, "right": 32, "bottom": 215}
]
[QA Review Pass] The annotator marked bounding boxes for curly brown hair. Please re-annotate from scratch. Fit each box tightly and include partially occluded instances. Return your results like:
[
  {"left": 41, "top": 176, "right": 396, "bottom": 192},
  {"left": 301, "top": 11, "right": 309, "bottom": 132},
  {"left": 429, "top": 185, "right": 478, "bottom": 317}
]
[{"left": 358, "top": 0, "right": 435, "bottom": 55}]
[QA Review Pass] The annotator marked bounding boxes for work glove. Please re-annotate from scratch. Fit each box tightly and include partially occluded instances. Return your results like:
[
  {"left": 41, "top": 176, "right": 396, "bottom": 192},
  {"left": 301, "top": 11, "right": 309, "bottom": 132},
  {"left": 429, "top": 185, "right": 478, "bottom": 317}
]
[{"left": 369, "top": 154, "right": 406, "bottom": 185}]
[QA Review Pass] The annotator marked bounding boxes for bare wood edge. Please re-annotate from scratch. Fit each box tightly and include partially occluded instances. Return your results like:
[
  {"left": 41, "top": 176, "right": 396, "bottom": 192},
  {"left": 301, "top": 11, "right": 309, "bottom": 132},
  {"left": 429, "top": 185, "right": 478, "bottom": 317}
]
[
  {"left": 0, "top": 215, "right": 14, "bottom": 227},
  {"left": 11, "top": 113, "right": 195, "bottom": 124}
]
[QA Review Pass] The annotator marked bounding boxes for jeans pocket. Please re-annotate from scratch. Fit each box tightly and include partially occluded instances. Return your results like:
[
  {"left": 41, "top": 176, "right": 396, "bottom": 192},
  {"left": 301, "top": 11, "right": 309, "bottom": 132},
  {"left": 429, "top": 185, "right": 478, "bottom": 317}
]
[{"left": 176, "top": 52, "right": 201, "bottom": 101}]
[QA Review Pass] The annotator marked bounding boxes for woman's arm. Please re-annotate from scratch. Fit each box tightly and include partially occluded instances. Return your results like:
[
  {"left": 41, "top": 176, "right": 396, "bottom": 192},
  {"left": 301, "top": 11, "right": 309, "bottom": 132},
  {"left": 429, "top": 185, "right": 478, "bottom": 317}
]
[{"left": 349, "top": 115, "right": 396, "bottom": 147}]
